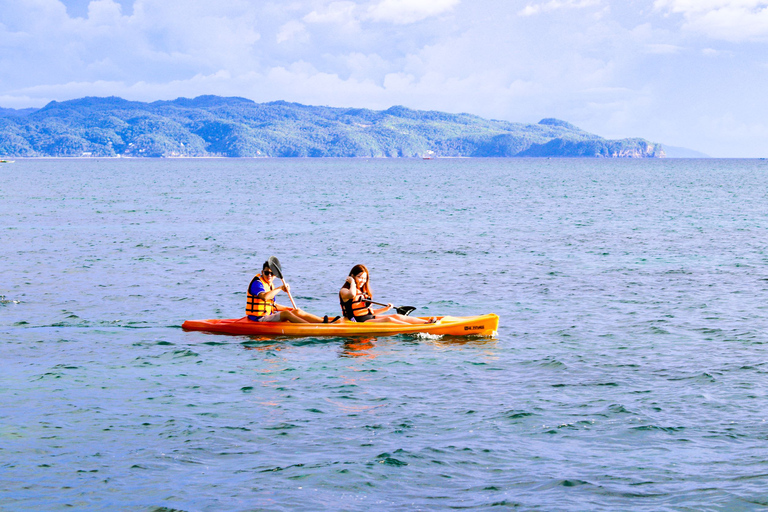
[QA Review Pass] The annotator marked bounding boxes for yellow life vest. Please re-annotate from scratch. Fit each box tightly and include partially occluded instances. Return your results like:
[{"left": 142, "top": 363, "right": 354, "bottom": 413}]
[{"left": 246, "top": 274, "right": 276, "bottom": 317}]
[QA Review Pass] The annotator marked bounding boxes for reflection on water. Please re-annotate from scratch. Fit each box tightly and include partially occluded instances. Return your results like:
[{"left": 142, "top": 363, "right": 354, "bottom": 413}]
[
  {"left": 242, "top": 333, "right": 498, "bottom": 358},
  {"left": 241, "top": 336, "right": 284, "bottom": 350},
  {"left": 426, "top": 336, "right": 499, "bottom": 348},
  {"left": 341, "top": 337, "right": 377, "bottom": 359}
]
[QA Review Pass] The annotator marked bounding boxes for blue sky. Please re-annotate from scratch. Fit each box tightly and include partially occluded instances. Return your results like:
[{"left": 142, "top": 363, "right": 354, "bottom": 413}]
[{"left": 1, "top": 0, "right": 767, "bottom": 156}]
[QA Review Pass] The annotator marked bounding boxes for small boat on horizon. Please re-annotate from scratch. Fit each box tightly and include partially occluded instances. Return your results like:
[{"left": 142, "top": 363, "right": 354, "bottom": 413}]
[{"left": 0, "top": 159, "right": 15, "bottom": 163}]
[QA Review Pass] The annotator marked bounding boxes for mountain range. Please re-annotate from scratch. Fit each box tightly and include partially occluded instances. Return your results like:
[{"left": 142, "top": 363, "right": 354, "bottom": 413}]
[{"left": 0, "top": 96, "right": 673, "bottom": 158}]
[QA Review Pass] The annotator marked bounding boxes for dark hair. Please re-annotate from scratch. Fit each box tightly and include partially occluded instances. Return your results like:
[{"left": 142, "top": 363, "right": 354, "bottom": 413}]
[
  {"left": 348, "top": 264, "right": 372, "bottom": 297},
  {"left": 263, "top": 261, "right": 270, "bottom": 271}
]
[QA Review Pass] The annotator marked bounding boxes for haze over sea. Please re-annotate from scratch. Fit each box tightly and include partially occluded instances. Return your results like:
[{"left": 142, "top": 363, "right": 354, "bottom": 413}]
[{"left": 2, "top": 158, "right": 768, "bottom": 511}]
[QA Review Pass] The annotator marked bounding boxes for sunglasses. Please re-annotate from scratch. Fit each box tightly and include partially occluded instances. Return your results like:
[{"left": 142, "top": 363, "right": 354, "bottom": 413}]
[{"left": 263, "top": 270, "right": 274, "bottom": 276}]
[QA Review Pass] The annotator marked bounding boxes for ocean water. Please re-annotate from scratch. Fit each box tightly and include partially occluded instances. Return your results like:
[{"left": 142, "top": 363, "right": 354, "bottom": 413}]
[{"left": 2, "top": 157, "right": 768, "bottom": 511}]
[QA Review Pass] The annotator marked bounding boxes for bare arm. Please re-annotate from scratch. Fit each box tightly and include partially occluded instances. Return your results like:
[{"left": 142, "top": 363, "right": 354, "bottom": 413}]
[
  {"left": 339, "top": 276, "right": 357, "bottom": 301},
  {"left": 372, "top": 304, "right": 392, "bottom": 315}
]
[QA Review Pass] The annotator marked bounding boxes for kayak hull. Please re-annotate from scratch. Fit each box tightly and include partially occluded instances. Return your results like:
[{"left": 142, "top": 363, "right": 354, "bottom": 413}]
[{"left": 182, "top": 314, "right": 499, "bottom": 338}]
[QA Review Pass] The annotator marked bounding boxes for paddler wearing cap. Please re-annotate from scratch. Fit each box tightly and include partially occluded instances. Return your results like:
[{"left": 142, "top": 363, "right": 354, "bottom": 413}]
[{"left": 246, "top": 260, "right": 340, "bottom": 324}]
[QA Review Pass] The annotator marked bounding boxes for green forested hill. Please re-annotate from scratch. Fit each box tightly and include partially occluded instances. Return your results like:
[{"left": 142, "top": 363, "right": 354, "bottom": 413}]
[{"left": 0, "top": 96, "right": 665, "bottom": 158}]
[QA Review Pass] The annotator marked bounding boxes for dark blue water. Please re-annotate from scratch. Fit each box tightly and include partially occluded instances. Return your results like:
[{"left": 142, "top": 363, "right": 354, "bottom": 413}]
[{"left": 2, "top": 158, "right": 768, "bottom": 511}]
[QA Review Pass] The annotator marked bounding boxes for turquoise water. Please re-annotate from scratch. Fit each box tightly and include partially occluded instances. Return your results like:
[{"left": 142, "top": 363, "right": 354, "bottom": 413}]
[{"left": 2, "top": 158, "right": 768, "bottom": 510}]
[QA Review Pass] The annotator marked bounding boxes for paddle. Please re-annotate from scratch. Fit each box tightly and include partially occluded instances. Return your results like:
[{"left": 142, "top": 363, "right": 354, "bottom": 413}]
[
  {"left": 368, "top": 300, "right": 417, "bottom": 316},
  {"left": 267, "top": 256, "right": 297, "bottom": 310}
]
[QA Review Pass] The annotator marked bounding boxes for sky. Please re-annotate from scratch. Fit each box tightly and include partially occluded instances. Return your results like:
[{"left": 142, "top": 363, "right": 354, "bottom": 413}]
[{"left": 1, "top": 0, "right": 768, "bottom": 157}]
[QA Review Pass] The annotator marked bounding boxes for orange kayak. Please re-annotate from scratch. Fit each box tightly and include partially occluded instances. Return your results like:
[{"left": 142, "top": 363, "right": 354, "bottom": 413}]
[{"left": 182, "top": 314, "right": 499, "bottom": 337}]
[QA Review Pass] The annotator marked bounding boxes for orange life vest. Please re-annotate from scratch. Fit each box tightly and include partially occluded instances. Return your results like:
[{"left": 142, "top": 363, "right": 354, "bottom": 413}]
[
  {"left": 340, "top": 291, "right": 373, "bottom": 321},
  {"left": 246, "top": 274, "right": 276, "bottom": 317}
]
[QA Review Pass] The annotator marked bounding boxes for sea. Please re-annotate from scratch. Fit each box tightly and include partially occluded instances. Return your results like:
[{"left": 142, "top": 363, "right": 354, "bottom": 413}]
[{"left": 2, "top": 157, "right": 768, "bottom": 511}]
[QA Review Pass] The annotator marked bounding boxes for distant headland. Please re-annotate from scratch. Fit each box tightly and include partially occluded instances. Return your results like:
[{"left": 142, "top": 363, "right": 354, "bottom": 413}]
[{"left": 0, "top": 95, "right": 671, "bottom": 158}]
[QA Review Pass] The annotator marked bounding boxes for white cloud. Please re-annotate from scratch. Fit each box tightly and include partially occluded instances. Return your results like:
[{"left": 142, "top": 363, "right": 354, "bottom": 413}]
[
  {"left": 86, "top": 0, "right": 123, "bottom": 23},
  {"left": 330, "top": 52, "right": 390, "bottom": 82},
  {"left": 302, "top": 0, "right": 458, "bottom": 27},
  {"left": 645, "top": 43, "right": 682, "bottom": 53},
  {"left": 519, "top": 0, "right": 601, "bottom": 16},
  {"left": 654, "top": 0, "right": 768, "bottom": 41},
  {"left": 0, "top": 0, "right": 262, "bottom": 90},
  {"left": 655, "top": 0, "right": 765, "bottom": 15},
  {"left": 304, "top": 1, "right": 357, "bottom": 24},
  {"left": 0, "top": 94, "right": 47, "bottom": 109},
  {"left": 696, "top": 111, "right": 768, "bottom": 155},
  {"left": 276, "top": 20, "right": 308, "bottom": 43},
  {"left": 366, "top": 0, "right": 459, "bottom": 24}
]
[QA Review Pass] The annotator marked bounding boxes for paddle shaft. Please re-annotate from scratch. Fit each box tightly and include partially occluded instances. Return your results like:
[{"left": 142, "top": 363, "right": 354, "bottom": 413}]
[
  {"left": 367, "top": 300, "right": 416, "bottom": 316},
  {"left": 267, "top": 256, "right": 298, "bottom": 310},
  {"left": 342, "top": 281, "right": 415, "bottom": 315},
  {"left": 279, "top": 279, "right": 298, "bottom": 309}
]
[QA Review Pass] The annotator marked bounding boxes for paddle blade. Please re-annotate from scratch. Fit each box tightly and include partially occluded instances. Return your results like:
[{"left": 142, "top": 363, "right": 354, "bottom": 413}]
[
  {"left": 396, "top": 306, "right": 416, "bottom": 316},
  {"left": 267, "top": 256, "right": 284, "bottom": 279}
]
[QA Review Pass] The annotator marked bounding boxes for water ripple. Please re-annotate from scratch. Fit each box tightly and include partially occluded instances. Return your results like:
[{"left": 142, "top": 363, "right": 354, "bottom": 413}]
[{"left": 3, "top": 158, "right": 768, "bottom": 510}]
